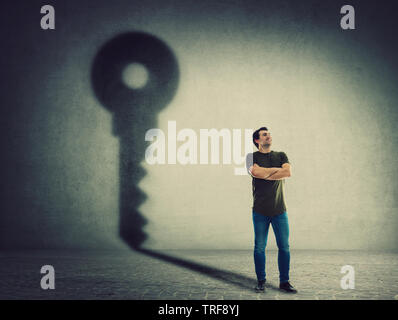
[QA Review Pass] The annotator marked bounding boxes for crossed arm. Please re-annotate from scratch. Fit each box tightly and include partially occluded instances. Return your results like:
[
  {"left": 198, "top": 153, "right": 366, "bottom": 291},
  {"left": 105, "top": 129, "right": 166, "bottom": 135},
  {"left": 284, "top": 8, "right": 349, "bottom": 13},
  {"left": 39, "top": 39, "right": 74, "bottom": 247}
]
[{"left": 249, "top": 163, "right": 291, "bottom": 180}]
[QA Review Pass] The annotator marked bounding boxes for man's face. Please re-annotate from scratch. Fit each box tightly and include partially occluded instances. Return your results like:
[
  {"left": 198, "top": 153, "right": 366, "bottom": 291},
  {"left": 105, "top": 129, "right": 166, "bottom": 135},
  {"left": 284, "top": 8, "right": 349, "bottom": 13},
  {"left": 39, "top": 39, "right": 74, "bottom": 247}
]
[{"left": 256, "top": 130, "right": 272, "bottom": 148}]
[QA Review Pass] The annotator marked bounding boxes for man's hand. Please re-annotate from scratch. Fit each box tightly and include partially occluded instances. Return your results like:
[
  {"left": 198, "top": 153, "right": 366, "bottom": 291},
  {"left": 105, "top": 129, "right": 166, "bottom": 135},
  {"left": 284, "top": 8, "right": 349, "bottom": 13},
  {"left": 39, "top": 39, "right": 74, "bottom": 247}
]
[
  {"left": 249, "top": 163, "right": 292, "bottom": 180},
  {"left": 249, "top": 163, "right": 281, "bottom": 179},
  {"left": 265, "top": 163, "right": 291, "bottom": 180}
]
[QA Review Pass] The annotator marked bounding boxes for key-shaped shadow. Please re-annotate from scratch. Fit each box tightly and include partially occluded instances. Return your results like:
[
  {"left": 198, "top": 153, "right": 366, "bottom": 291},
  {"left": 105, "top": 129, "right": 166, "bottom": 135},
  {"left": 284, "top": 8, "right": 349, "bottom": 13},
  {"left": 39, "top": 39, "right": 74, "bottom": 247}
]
[
  {"left": 91, "top": 32, "right": 266, "bottom": 292},
  {"left": 91, "top": 32, "right": 180, "bottom": 249}
]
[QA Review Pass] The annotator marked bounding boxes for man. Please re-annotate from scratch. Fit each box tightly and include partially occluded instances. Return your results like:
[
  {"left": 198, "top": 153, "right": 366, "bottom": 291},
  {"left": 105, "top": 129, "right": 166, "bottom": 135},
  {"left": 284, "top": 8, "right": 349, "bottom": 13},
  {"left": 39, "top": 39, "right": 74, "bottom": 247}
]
[{"left": 246, "top": 127, "right": 297, "bottom": 293}]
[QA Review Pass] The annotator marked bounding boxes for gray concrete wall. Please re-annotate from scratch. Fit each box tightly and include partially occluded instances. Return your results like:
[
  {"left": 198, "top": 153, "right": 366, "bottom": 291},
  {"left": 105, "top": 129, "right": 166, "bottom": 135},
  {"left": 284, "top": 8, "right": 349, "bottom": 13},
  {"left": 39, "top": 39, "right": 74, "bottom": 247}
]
[{"left": 1, "top": 0, "right": 397, "bottom": 250}]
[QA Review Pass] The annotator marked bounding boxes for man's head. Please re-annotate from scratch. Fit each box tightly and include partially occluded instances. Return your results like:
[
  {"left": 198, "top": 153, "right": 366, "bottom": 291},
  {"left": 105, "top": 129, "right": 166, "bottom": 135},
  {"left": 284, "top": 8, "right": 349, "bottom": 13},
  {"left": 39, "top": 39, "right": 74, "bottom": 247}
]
[{"left": 252, "top": 127, "right": 272, "bottom": 149}]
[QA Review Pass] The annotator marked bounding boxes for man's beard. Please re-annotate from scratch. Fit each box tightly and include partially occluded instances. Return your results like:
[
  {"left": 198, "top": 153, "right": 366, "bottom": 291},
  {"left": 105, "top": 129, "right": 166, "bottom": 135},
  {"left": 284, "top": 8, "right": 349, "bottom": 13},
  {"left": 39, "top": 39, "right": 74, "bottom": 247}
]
[{"left": 263, "top": 142, "right": 271, "bottom": 148}]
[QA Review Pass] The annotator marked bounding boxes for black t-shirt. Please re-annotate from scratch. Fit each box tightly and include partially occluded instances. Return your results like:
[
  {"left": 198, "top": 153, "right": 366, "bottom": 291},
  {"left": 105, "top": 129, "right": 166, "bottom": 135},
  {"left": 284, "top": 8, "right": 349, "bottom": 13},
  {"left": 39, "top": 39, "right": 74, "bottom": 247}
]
[{"left": 246, "top": 151, "right": 290, "bottom": 217}]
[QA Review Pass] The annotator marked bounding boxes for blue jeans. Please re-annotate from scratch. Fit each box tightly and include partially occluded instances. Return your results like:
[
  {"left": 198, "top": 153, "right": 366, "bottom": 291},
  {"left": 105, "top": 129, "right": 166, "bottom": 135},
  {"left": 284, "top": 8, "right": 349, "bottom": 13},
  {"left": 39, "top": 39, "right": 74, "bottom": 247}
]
[{"left": 252, "top": 210, "right": 290, "bottom": 283}]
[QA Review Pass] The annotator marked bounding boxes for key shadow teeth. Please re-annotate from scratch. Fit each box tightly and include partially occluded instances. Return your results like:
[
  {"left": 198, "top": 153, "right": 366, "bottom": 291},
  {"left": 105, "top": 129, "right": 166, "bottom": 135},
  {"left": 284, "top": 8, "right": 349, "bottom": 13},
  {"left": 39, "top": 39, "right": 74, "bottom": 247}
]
[{"left": 91, "top": 31, "right": 268, "bottom": 292}]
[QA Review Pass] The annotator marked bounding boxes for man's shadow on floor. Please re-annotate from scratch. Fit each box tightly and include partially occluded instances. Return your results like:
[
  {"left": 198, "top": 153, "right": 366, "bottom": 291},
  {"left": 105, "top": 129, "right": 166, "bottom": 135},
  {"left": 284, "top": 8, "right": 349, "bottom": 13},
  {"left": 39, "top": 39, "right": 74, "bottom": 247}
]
[{"left": 136, "top": 248, "right": 281, "bottom": 292}]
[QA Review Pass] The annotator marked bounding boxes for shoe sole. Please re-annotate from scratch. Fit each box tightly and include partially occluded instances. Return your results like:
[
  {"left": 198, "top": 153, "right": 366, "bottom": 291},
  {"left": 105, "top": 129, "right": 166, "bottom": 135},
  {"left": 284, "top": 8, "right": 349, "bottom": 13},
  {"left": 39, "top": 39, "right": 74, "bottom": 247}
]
[{"left": 279, "top": 288, "right": 297, "bottom": 294}]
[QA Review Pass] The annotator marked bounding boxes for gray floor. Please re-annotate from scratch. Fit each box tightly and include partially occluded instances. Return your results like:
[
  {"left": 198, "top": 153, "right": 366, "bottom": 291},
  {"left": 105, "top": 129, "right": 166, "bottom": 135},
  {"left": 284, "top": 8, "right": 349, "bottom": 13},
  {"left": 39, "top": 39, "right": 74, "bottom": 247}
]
[{"left": 0, "top": 249, "right": 397, "bottom": 300}]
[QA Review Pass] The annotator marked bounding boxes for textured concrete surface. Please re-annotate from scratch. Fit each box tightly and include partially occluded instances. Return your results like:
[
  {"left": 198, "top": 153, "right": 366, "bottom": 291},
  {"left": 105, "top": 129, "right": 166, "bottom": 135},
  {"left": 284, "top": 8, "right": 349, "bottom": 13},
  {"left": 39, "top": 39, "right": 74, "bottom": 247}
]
[{"left": 0, "top": 250, "right": 397, "bottom": 300}]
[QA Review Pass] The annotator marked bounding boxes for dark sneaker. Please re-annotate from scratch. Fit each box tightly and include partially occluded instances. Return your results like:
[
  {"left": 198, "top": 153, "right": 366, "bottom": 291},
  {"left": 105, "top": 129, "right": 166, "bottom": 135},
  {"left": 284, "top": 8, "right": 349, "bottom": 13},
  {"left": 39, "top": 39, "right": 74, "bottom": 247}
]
[
  {"left": 255, "top": 279, "right": 266, "bottom": 291},
  {"left": 279, "top": 281, "right": 297, "bottom": 293}
]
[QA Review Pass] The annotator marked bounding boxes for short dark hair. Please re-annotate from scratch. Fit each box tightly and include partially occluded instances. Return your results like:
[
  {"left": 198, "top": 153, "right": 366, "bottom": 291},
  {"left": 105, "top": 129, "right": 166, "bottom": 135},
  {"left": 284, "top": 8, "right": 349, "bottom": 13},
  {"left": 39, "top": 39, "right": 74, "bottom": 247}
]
[{"left": 252, "top": 127, "right": 268, "bottom": 149}]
